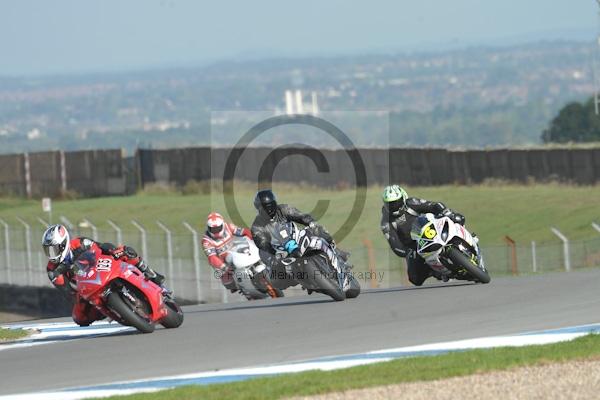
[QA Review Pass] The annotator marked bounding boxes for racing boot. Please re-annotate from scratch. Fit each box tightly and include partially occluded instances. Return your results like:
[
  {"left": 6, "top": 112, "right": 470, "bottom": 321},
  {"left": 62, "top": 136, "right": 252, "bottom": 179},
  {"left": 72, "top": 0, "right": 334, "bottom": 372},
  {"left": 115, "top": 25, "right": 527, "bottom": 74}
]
[
  {"left": 431, "top": 270, "right": 451, "bottom": 282},
  {"left": 137, "top": 260, "right": 165, "bottom": 286}
]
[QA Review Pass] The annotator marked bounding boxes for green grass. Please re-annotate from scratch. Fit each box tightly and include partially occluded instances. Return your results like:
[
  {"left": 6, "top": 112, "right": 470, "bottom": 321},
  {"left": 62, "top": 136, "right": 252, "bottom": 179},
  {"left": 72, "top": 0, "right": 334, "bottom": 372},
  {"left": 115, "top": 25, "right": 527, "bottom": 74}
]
[
  {"left": 1, "top": 183, "right": 599, "bottom": 249},
  {"left": 0, "top": 327, "right": 27, "bottom": 342},
  {"left": 98, "top": 334, "right": 600, "bottom": 400}
]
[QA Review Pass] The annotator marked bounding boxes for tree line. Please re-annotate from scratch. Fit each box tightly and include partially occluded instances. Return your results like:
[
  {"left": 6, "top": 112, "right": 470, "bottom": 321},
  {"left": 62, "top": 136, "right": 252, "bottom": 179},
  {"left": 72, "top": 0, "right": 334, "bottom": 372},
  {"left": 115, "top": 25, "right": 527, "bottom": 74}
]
[{"left": 543, "top": 97, "right": 600, "bottom": 143}]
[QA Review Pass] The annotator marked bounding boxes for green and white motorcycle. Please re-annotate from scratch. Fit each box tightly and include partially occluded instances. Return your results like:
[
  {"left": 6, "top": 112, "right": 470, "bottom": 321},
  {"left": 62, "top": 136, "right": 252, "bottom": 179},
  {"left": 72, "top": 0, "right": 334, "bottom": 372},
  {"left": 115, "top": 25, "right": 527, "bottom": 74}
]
[{"left": 410, "top": 213, "right": 490, "bottom": 284}]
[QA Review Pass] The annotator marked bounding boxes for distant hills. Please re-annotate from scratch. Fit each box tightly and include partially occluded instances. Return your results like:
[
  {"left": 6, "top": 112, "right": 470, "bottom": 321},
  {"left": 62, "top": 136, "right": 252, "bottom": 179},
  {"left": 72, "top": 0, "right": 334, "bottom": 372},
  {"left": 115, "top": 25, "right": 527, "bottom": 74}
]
[{"left": 0, "top": 40, "right": 595, "bottom": 154}]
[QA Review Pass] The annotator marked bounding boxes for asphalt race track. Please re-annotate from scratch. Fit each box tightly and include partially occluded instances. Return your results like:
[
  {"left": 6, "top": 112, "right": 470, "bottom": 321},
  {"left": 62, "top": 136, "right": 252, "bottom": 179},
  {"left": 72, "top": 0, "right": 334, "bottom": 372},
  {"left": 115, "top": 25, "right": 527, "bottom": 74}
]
[{"left": 1, "top": 269, "right": 600, "bottom": 396}]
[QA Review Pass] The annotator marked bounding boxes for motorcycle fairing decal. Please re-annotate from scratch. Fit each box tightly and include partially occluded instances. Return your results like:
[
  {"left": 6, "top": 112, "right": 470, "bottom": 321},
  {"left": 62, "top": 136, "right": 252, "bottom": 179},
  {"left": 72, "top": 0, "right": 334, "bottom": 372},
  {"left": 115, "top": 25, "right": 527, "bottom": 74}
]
[{"left": 78, "top": 270, "right": 103, "bottom": 286}]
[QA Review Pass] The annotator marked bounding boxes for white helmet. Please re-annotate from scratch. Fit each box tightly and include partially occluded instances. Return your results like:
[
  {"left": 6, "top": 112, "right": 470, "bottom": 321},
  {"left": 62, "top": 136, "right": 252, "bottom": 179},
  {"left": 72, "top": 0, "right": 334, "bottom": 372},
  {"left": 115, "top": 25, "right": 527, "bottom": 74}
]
[
  {"left": 42, "top": 224, "right": 71, "bottom": 264},
  {"left": 207, "top": 212, "right": 226, "bottom": 239}
]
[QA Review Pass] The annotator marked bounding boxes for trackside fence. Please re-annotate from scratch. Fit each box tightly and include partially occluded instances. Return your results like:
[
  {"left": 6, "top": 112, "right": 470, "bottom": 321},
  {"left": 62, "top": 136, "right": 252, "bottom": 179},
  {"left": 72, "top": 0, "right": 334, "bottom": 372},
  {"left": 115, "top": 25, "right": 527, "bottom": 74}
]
[{"left": 0, "top": 221, "right": 599, "bottom": 303}]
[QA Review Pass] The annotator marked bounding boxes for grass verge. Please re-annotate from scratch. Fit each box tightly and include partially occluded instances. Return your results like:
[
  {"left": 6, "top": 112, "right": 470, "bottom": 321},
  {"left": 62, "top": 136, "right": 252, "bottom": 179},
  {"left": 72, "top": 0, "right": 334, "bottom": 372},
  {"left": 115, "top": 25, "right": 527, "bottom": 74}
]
[
  {"left": 100, "top": 334, "right": 600, "bottom": 400},
  {"left": 2, "top": 183, "right": 600, "bottom": 247},
  {"left": 0, "top": 327, "right": 27, "bottom": 342}
]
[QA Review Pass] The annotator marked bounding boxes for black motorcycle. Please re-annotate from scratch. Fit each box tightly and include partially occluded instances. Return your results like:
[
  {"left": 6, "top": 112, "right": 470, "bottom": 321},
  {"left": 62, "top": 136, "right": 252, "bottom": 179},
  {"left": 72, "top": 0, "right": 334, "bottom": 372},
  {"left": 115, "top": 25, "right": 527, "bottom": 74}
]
[{"left": 267, "top": 222, "right": 360, "bottom": 301}]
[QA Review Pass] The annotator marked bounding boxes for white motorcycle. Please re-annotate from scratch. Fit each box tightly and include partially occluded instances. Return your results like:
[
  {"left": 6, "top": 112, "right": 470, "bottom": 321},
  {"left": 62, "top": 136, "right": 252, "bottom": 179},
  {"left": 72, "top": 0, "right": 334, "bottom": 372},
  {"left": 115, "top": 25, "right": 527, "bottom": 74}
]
[
  {"left": 410, "top": 213, "right": 490, "bottom": 283},
  {"left": 225, "top": 235, "right": 283, "bottom": 300}
]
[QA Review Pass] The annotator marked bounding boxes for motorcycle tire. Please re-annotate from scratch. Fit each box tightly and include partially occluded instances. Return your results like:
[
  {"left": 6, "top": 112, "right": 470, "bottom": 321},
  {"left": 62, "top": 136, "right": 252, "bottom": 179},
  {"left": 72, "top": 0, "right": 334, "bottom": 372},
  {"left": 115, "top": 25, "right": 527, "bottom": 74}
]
[
  {"left": 345, "top": 274, "right": 361, "bottom": 298},
  {"left": 304, "top": 257, "right": 345, "bottom": 301},
  {"left": 107, "top": 290, "right": 155, "bottom": 334},
  {"left": 446, "top": 247, "right": 491, "bottom": 284},
  {"left": 160, "top": 299, "right": 184, "bottom": 329}
]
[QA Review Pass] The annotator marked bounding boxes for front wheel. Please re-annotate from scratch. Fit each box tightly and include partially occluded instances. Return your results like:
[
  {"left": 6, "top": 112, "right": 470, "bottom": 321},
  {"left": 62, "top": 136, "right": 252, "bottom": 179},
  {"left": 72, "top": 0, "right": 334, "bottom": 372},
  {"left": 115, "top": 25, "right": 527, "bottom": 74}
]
[
  {"left": 446, "top": 247, "right": 491, "bottom": 284},
  {"left": 106, "top": 290, "right": 155, "bottom": 334},
  {"left": 160, "top": 299, "right": 184, "bottom": 329},
  {"left": 304, "top": 257, "right": 345, "bottom": 301},
  {"left": 345, "top": 274, "right": 361, "bottom": 298}
]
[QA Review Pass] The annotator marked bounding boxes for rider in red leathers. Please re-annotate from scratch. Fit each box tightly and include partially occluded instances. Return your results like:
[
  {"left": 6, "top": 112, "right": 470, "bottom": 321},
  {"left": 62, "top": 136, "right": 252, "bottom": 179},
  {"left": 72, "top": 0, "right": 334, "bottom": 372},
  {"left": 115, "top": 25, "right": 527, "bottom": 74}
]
[
  {"left": 202, "top": 212, "right": 253, "bottom": 292},
  {"left": 42, "top": 224, "right": 164, "bottom": 326}
]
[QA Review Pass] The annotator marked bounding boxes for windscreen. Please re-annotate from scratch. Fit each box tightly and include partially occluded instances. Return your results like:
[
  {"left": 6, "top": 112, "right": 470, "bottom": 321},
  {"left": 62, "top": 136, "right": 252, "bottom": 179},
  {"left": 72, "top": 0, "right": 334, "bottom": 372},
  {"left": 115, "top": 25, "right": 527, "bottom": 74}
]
[
  {"left": 268, "top": 222, "right": 295, "bottom": 249},
  {"left": 410, "top": 215, "right": 430, "bottom": 241}
]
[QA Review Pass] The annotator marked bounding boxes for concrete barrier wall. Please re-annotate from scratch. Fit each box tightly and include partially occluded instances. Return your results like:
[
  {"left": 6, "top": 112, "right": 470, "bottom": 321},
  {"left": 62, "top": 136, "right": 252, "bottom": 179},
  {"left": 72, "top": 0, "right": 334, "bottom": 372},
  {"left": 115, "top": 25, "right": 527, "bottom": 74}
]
[
  {"left": 1, "top": 147, "right": 599, "bottom": 198},
  {"left": 0, "top": 284, "right": 72, "bottom": 318}
]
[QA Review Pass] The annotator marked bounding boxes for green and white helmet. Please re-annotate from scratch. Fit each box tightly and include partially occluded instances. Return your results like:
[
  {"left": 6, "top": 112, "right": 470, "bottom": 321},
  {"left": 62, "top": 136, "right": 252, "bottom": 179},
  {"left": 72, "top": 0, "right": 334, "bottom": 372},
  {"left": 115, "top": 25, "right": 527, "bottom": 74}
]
[{"left": 382, "top": 185, "right": 408, "bottom": 213}]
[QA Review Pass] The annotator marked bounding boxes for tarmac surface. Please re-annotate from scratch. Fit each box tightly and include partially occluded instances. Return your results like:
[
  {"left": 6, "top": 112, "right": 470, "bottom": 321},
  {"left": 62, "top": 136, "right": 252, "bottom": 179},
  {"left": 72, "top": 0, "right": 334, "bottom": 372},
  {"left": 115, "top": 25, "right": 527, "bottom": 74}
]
[{"left": 1, "top": 269, "right": 599, "bottom": 395}]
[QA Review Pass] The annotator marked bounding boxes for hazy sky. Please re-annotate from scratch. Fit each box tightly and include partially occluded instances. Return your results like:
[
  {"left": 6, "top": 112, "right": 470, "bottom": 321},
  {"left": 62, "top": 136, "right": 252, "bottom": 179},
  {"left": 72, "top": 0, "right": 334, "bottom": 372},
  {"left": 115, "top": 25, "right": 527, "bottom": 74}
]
[{"left": 0, "top": 0, "right": 596, "bottom": 76}]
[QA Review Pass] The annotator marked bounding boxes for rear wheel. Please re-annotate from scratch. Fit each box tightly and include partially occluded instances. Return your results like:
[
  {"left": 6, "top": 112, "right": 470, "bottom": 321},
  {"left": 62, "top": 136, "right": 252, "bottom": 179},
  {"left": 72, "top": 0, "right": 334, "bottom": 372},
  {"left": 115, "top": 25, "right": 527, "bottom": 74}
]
[
  {"left": 446, "top": 247, "right": 491, "bottom": 284},
  {"left": 106, "top": 288, "right": 155, "bottom": 334},
  {"left": 160, "top": 299, "right": 184, "bottom": 329},
  {"left": 304, "top": 257, "right": 345, "bottom": 301}
]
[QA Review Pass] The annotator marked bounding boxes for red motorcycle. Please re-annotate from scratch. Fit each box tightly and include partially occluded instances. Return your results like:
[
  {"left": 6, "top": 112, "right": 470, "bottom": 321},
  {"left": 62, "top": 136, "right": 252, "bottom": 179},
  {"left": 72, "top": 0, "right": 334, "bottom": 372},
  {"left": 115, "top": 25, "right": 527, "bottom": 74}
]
[{"left": 72, "top": 246, "right": 183, "bottom": 333}]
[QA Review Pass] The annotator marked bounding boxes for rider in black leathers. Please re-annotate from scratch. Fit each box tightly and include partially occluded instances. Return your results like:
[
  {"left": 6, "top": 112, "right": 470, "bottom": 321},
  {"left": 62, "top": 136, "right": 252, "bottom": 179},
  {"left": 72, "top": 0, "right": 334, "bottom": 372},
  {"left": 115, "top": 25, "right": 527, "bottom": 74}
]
[
  {"left": 251, "top": 189, "right": 333, "bottom": 255},
  {"left": 251, "top": 189, "right": 348, "bottom": 287},
  {"left": 380, "top": 185, "right": 466, "bottom": 286}
]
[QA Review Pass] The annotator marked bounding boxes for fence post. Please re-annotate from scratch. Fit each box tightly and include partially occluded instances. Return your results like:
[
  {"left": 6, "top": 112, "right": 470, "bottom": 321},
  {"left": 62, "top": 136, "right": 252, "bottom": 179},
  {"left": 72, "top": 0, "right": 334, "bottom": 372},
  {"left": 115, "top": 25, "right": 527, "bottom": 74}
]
[
  {"left": 60, "top": 216, "right": 75, "bottom": 231},
  {"left": 551, "top": 227, "right": 571, "bottom": 272},
  {"left": 107, "top": 220, "right": 123, "bottom": 245},
  {"left": 156, "top": 221, "right": 175, "bottom": 293},
  {"left": 16, "top": 217, "right": 33, "bottom": 285},
  {"left": 81, "top": 219, "right": 98, "bottom": 241},
  {"left": 183, "top": 221, "right": 203, "bottom": 303},
  {"left": 35, "top": 218, "right": 47, "bottom": 286},
  {"left": 23, "top": 153, "right": 32, "bottom": 199},
  {"left": 131, "top": 220, "right": 148, "bottom": 262},
  {"left": 362, "top": 238, "right": 378, "bottom": 288},
  {"left": 0, "top": 219, "right": 12, "bottom": 285},
  {"left": 531, "top": 241, "right": 537, "bottom": 273},
  {"left": 221, "top": 278, "right": 229, "bottom": 304},
  {"left": 37, "top": 217, "right": 49, "bottom": 228},
  {"left": 503, "top": 236, "right": 518, "bottom": 276},
  {"left": 60, "top": 150, "right": 67, "bottom": 194},
  {"left": 593, "top": 222, "right": 600, "bottom": 234}
]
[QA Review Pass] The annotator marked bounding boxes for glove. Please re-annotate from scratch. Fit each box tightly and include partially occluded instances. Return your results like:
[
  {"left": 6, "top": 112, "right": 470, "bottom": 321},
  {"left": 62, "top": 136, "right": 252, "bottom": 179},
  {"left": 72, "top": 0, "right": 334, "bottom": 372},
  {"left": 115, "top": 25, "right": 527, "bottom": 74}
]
[
  {"left": 284, "top": 239, "right": 301, "bottom": 257},
  {"left": 442, "top": 209, "right": 466, "bottom": 226},
  {"left": 49, "top": 270, "right": 65, "bottom": 285},
  {"left": 49, "top": 263, "right": 69, "bottom": 284},
  {"left": 309, "top": 222, "right": 333, "bottom": 243},
  {"left": 451, "top": 213, "right": 465, "bottom": 226}
]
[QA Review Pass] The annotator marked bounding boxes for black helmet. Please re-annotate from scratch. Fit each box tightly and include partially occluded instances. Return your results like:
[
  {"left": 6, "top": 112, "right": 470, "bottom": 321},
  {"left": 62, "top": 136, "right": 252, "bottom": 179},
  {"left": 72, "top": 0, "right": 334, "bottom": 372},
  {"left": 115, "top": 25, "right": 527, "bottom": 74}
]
[{"left": 254, "top": 189, "right": 278, "bottom": 218}]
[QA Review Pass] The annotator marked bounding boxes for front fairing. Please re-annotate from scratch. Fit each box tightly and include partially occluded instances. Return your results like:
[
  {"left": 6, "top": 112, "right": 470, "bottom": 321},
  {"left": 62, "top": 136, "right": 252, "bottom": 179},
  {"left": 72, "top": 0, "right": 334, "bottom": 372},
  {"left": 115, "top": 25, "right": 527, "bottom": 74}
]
[
  {"left": 74, "top": 250, "right": 113, "bottom": 299},
  {"left": 411, "top": 213, "right": 447, "bottom": 258},
  {"left": 268, "top": 222, "right": 302, "bottom": 258},
  {"left": 75, "top": 252, "right": 167, "bottom": 322},
  {"left": 228, "top": 236, "right": 262, "bottom": 268}
]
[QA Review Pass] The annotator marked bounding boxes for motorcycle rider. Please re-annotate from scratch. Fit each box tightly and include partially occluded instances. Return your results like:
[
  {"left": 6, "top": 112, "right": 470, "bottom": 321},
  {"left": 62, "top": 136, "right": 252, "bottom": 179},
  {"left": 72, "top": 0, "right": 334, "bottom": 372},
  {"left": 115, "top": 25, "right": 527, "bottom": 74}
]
[
  {"left": 42, "top": 224, "right": 165, "bottom": 326},
  {"left": 251, "top": 189, "right": 338, "bottom": 257},
  {"left": 202, "top": 212, "right": 253, "bottom": 293},
  {"left": 380, "top": 185, "right": 467, "bottom": 286}
]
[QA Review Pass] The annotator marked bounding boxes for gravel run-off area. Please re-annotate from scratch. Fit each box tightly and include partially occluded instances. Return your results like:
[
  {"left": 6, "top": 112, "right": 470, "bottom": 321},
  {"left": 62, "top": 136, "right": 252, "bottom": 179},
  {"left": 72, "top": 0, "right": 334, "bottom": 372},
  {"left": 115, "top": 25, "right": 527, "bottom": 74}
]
[{"left": 290, "top": 359, "right": 600, "bottom": 400}]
